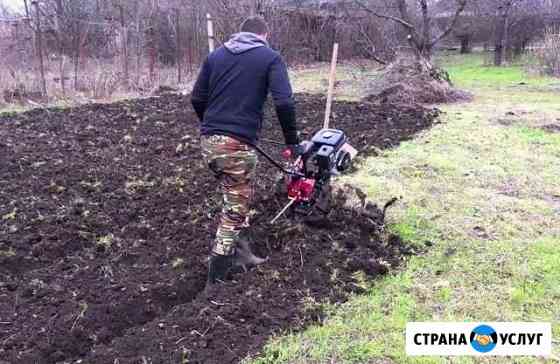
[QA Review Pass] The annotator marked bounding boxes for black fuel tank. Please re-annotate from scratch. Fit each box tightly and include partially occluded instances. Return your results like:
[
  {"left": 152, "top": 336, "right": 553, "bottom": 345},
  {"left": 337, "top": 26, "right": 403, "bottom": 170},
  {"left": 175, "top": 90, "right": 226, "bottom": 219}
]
[{"left": 310, "top": 129, "right": 347, "bottom": 150}]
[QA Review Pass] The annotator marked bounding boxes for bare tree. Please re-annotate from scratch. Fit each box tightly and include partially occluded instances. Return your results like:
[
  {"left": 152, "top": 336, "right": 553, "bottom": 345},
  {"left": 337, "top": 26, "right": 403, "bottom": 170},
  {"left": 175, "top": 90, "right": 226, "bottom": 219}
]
[
  {"left": 116, "top": 1, "right": 129, "bottom": 88},
  {"left": 503, "top": 0, "right": 556, "bottom": 60},
  {"left": 355, "top": 0, "right": 468, "bottom": 60},
  {"left": 472, "top": 0, "right": 549, "bottom": 66},
  {"left": 7, "top": 0, "right": 514, "bottom": 102},
  {"left": 171, "top": 7, "right": 182, "bottom": 83},
  {"left": 147, "top": 0, "right": 159, "bottom": 84},
  {"left": 23, "top": 0, "right": 30, "bottom": 18},
  {"left": 494, "top": 0, "right": 520, "bottom": 66},
  {"left": 134, "top": 0, "right": 142, "bottom": 87}
]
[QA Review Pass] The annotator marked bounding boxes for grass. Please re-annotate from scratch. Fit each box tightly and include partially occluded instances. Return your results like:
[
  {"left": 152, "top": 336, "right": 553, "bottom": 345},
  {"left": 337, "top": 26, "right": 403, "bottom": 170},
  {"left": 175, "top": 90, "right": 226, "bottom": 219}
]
[
  {"left": 0, "top": 59, "right": 198, "bottom": 115},
  {"left": 0, "top": 98, "right": 90, "bottom": 117},
  {"left": 249, "top": 52, "right": 560, "bottom": 363},
  {"left": 290, "top": 60, "right": 381, "bottom": 101},
  {"left": 436, "top": 52, "right": 554, "bottom": 88}
]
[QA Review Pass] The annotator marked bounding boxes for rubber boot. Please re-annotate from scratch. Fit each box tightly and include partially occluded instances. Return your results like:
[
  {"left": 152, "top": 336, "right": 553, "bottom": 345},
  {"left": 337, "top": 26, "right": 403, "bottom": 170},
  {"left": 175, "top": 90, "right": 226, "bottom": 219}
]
[{"left": 206, "top": 253, "right": 234, "bottom": 285}]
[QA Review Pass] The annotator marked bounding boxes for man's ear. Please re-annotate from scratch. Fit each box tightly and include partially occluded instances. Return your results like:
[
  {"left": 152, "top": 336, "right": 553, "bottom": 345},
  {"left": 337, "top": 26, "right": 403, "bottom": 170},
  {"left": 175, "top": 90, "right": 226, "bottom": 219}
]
[{"left": 262, "top": 33, "right": 269, "bottom": 41}]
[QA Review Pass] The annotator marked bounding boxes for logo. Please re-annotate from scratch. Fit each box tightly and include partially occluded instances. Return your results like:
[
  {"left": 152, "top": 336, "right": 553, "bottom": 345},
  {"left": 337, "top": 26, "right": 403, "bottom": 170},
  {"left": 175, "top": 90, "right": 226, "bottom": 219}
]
[
  {"left": 470, "top": 325, "right": 497, "bottom": 353},
  {"left": 406, "top": 322, "right": 551, "bottom": 356}
]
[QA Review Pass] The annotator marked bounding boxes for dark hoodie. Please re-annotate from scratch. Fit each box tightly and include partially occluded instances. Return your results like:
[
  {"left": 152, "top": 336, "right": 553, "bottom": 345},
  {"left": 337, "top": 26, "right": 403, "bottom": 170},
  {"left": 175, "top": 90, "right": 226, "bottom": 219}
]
[{"left": 191, "top": 32, "right": 298, "bottom": 145}]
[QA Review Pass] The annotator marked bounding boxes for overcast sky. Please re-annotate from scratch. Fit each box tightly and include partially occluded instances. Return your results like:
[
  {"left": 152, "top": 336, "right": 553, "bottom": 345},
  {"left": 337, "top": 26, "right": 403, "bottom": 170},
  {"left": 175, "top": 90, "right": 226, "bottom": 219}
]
[{"left": 1, "top": 0, "right": 23, "bottom": 12}]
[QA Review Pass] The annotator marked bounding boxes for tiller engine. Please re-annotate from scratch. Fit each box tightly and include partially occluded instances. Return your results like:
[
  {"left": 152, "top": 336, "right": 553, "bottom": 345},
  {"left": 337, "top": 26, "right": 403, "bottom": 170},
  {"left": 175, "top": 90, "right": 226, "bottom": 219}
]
[{"left": 254, "top": 128, "right": 357, "bottom": 223}]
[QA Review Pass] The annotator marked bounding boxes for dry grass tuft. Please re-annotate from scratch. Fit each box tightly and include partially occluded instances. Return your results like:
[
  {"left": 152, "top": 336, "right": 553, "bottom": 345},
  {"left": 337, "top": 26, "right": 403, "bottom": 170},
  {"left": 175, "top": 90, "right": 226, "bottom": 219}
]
[{"left": 0, "top": 57, "right": 196, "bottom": 111}]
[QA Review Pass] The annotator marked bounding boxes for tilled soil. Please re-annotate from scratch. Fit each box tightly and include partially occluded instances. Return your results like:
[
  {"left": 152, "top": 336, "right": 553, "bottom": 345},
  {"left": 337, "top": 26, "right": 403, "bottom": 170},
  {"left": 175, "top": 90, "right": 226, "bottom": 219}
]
[{"left": 0, "top": 94, "right": 438, "bottom": 363}]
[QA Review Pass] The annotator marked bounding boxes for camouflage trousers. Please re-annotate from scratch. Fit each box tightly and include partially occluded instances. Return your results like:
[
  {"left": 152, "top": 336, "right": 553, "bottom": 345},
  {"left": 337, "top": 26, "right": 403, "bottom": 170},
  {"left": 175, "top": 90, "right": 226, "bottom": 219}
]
[{"left": 201, "top": 135, "right": 257, "bottom": 256}]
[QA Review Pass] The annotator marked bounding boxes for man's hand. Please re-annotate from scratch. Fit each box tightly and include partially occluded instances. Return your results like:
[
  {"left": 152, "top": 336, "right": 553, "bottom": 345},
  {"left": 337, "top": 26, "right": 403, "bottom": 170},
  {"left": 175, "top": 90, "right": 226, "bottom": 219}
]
[{"left": 284, "top": 144, "right": 304, "bottom": 159}]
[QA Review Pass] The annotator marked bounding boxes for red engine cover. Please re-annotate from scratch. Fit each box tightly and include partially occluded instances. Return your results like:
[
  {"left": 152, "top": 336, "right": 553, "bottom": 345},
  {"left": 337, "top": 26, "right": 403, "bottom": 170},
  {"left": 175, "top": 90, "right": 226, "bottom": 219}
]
[{"left": 287, "top": 178, "right": 316, "bottom": 202}]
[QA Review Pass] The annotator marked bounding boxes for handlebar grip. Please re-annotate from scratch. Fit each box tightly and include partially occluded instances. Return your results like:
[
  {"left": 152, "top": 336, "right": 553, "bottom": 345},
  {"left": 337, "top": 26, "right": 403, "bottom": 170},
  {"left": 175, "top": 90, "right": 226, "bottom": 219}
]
[{"left": 282, "top": 148, "right": 292, "bottom": 160}]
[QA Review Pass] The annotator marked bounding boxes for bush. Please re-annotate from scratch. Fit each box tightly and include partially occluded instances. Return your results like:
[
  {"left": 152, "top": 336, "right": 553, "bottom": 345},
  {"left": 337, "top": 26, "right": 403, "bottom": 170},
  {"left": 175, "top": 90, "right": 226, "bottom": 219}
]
[{"left": 533, "top": 28, "right": 560, "bottom": 77}]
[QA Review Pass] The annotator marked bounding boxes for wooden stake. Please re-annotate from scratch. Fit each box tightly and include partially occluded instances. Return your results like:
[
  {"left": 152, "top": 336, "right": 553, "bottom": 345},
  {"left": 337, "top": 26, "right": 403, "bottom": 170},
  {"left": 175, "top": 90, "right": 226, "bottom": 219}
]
[
  {"left": 206, "top": 13, "right": 215, "bottom": 53},
  {"left": 175, "top": 8, "right": 182, "bottom": 84},
  {"left": 323, "top": 43, "right": 339, "bottom": 129},
  {"left": 32, "top": 0, "right": 47, "bottom": 98},
  {"left": 118, "top": 4, "right": 129, "bottom": 89},
  {"left": 55, "top": 0, "right": 65, "bottom": 96}
]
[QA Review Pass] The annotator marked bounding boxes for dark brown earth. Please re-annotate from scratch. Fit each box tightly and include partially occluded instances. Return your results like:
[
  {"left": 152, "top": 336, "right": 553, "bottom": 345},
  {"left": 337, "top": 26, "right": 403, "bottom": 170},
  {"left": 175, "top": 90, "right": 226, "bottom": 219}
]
[{"left": 0, "top": 94, "right": 439, "bottom": 364}]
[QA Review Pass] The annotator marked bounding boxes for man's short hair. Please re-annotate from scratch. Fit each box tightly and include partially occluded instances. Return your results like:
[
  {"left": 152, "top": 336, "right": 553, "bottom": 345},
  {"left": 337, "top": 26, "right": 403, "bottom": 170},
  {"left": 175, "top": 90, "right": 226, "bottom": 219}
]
[{"left": 240, "top": 16, "right": 269, "bottom": 35}]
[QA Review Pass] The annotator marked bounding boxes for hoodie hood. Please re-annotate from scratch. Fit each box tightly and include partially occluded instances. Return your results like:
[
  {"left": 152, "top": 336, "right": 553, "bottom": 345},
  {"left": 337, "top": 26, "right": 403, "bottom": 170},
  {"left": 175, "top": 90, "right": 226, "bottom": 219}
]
[{"left": 224, "top": 32, "right": 269, "bottom": 54}]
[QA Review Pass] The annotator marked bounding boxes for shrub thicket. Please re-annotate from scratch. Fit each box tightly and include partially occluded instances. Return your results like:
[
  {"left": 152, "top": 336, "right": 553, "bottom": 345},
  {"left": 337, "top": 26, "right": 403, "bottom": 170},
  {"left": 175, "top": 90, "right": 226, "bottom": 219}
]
[{"left": 533, "top": 28, "right": 560, "bottom": 77}]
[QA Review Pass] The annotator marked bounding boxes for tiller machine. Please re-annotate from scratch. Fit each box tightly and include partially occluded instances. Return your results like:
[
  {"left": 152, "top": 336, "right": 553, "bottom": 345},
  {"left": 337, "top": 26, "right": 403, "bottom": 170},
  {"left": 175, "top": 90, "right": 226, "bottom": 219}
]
[{"left": 254, "top": 128, "right": 357, "bottom": 224}]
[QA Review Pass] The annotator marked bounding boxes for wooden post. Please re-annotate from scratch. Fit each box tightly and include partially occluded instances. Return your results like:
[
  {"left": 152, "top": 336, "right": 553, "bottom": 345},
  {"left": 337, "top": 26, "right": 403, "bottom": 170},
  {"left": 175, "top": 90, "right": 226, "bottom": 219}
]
[
  {"left": 175, "top": 8, "right": 182, "bottom": 84},
  {"left": 135, "top": 2, "right": 141, "bottom": 87},
  {"left": 11, "top": 22, "right": 18, "bottom": 43},
  {"left": 206, "top": 13, "right": 215, "bottom": 53},
  {"left": 119, "top": 4, "right": 129, "bottom": 88},
  {"left": 152, "top": 1, "right": 160, "bottom": 85},
  {"left": 23, "top": 0, "right": 30, "bottom": 18},
  {"left": 32, "top": 0, "right": 47, "bottom": 98},
  {"left": 55, "top": 0, "right": 65, "bottom": 96},
  {"left": 187, "top": 9, "right": 194, "bottom": 74},
  {"left": 323, "top": 43, "right": 338, "bottom": 129}
]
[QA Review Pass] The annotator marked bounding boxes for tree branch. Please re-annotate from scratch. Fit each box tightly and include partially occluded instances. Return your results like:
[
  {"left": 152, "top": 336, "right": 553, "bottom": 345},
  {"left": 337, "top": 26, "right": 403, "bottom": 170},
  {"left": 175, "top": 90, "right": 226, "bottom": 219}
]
[
  {"left": 431, "top": 0, "right": 467, "bottom": 47},
  {"left": 356, "top": 20, "right": 388, "bottom": 64},
  {"left": 354, "top": 0, "right": 414, "bottom": 29}
]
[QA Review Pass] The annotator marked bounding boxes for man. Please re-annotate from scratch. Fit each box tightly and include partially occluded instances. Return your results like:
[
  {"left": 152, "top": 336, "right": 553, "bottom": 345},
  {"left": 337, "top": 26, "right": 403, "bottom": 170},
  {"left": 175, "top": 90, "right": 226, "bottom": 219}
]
[{"left": 191, "top": 16, "right": 299, "bottom": 285}]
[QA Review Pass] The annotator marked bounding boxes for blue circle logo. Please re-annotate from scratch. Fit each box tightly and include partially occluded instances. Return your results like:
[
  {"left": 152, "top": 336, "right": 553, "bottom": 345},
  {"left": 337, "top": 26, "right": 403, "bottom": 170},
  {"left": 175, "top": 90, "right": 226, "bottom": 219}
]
[{"left": 470, "top": 325, "right": 498, "bottom": 353}]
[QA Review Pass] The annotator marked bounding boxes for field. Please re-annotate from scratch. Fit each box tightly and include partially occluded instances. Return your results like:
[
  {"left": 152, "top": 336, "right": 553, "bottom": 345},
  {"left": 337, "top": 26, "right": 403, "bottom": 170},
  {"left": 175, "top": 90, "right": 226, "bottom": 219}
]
[
  {"left": 0, "top": 88, "right": 439, "bottom": 362},
  {"left": 0, "top": 52, "right": 559, "bottom": 363},
  {"left": 254, "top": 54, "right": 560, "bottom": 363}
]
